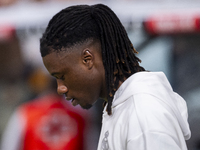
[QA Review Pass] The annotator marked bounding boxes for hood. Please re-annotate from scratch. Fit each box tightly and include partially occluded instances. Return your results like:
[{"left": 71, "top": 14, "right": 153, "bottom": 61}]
[{"left": 111, "top": 71, "right": 191, "bottom": 140}]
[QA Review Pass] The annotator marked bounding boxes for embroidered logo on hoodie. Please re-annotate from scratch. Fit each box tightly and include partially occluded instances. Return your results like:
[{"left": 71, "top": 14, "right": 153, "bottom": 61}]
[{"left": 101, "top": 131, "right": 109, "bottom": 150}]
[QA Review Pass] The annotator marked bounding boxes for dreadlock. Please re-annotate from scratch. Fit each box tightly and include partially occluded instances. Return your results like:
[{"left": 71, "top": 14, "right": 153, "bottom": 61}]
[{"left": 40, "top": 4, "right": 145, "bottom": 115}]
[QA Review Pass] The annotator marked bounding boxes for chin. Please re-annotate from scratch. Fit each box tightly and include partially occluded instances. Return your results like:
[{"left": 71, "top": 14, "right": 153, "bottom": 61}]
[{"left": 81, "top": 103, "right": 93, "bottom": 110}]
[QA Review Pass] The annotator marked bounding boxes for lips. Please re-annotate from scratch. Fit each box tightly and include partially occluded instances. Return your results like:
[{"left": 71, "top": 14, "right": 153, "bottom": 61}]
[
  {"left": 71, "top": 99, "right": 78, "bottom": 106},
  {"left": 65, "top": 97, "right": 73, "bottom": 101},
  {"left": 65, "top": 97, "right": 78, "bottom": 106}
]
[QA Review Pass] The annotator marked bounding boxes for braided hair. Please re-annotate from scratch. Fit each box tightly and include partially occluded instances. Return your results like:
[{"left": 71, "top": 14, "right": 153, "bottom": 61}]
[{"left": 40, "top": 4, "right": 145, "bottom": 115}]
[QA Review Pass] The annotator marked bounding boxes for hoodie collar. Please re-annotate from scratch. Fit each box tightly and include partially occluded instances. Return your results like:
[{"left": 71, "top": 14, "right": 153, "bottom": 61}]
[{"left": 112, "top": 71, "right": 146, "bottom": 108}]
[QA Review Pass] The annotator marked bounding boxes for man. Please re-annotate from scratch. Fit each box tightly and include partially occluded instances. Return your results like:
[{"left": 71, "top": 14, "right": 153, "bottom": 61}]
[{"left": 40, "top": 4, "right": 191, "bottom": 150}]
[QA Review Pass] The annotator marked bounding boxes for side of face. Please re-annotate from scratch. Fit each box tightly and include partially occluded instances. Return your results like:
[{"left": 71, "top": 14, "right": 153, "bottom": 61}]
[{"left": 42, "top": 41, "right": 106, "bottom": 109}]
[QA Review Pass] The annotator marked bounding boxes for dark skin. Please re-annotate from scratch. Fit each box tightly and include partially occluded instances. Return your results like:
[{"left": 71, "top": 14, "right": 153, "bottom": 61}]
[{"left": 43, "top": 40, "right": 109, "bottom": 109}]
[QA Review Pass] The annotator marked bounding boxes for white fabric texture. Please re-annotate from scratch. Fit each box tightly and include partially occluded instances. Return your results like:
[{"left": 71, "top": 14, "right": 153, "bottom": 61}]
[{"left": 97, "top": 71, "right": 191, "bottom": 150}]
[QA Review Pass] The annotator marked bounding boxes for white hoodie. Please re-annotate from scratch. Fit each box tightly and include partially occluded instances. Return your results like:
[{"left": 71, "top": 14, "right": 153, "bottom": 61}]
[{"left": 97, "top": 72, "right": 191, "bottom": 150}]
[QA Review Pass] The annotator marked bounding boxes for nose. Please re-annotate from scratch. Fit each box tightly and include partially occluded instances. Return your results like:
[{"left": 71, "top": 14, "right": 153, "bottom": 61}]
[{"left": 57, "top": 80, "right": 68, "bottom": 95}]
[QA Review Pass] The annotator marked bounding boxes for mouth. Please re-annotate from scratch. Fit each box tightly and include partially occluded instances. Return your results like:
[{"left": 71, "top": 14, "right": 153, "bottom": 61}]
[{"left": 65, "top": 97, "right": 78, "bottom": 106}]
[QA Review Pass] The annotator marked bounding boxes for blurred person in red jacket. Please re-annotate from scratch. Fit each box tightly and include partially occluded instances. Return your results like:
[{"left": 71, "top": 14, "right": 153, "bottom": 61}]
[{"left": 1, "top": 67, "right": 89, "bottom": 150}]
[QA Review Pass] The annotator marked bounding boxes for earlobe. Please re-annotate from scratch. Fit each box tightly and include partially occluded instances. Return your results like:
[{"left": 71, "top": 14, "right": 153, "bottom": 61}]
[{"left": 82, "top": 49, "right": 94, "bottom": 69}]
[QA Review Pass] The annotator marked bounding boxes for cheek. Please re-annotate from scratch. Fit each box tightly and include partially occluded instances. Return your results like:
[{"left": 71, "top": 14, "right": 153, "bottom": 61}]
[
  {"left": 66, "top": 66, "right": 101, "bottom": 99},
  {"left": 66, "top": 68, "right": 88, "bottom": 90},
  {"left": 69, "top": 75, "right": 94, "bottom": 96}
]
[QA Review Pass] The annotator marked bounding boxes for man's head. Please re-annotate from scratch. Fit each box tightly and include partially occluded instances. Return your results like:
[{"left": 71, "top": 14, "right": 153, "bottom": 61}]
[
  {"left": 40, "top": 4, "right": 145, "bottom": 115},
  {"left": 42, "top": 39, "right": 105, "bottom": 110}
]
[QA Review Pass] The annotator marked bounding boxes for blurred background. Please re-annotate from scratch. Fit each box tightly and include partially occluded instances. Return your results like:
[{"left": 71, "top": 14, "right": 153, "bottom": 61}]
[{"left": 0, "top": 0, "right": 200, "bottom": 149}]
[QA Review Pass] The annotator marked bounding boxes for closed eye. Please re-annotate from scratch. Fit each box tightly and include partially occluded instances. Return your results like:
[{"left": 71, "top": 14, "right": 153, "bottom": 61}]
[
  {"left": 51, "top": 73, "right": 65, "bottom": 80},
  {"left": 59, "top": 75, "right": 65, "bottom": 80}
]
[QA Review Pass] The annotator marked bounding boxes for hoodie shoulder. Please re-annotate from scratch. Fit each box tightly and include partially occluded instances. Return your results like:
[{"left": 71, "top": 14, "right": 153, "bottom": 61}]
[{"left": 113, "top": 71, "right": 191, "bottom": 140}]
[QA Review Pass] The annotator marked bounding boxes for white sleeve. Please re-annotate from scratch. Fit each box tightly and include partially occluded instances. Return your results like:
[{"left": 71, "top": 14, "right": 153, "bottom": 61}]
[{"left": 1, "top": 110, "right": 25, "bottom": 150}]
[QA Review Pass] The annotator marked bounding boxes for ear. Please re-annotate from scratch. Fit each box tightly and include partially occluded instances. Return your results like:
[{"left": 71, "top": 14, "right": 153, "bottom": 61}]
[{"left": 82, "top": 49, "right": 94, "bottom": 69}]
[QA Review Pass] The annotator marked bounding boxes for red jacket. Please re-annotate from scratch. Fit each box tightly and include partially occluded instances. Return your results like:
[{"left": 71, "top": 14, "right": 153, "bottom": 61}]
[{"left": 19, "top": 94, "right": 85, "bottom": 150}]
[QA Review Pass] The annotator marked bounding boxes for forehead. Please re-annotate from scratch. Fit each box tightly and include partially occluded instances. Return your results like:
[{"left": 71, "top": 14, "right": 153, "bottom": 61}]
[{"left": 42, "top": 51, "right": 74, "bottom": 75}]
